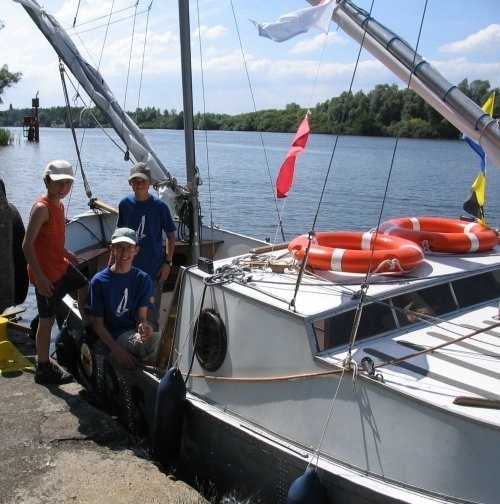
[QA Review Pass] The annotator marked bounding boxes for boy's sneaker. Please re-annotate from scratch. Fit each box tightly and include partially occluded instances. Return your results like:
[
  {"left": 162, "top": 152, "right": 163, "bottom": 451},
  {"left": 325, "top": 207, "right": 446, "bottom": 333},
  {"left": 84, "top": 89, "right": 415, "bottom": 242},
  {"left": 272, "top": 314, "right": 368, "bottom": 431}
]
[{"left": 34, "top": 361, "right": 73, "bottom": 385}]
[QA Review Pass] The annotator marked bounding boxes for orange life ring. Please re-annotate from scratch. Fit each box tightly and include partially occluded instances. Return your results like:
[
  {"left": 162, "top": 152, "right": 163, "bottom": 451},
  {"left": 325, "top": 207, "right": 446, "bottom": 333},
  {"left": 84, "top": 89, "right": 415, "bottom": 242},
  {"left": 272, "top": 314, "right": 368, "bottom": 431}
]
[
  {"left": 377, "top": 217, "right": 498, "bottom": 253},
  {"left": 288, "top": 232, "right": 424, "bottom": 273}
]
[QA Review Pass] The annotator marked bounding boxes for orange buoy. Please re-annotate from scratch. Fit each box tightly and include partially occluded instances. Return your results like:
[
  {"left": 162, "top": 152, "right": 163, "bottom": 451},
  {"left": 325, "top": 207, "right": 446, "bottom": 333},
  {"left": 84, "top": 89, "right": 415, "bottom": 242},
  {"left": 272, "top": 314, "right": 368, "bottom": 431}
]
[
  {"left": 378, "top": 217, "right": 498, "bottom": 253},
  {"left": 288, "top": 232, "right": 424, "bottom": 273}
]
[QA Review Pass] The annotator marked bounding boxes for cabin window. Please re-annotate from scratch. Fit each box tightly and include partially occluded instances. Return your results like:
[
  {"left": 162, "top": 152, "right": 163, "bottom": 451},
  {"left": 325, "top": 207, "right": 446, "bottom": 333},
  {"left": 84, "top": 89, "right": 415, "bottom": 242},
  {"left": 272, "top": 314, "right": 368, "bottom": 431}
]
[
  {"left": 314, "top": 301, "right": 395, "bottom": 352},
  {"left": 392, "top": 283, "right": 456, "bottom": 327},
  {"left": 452, "top": 269, "right": 500, "bottom": 308},
  {"left": 314, "top": 268, "right": 500, "bottom": 353}
]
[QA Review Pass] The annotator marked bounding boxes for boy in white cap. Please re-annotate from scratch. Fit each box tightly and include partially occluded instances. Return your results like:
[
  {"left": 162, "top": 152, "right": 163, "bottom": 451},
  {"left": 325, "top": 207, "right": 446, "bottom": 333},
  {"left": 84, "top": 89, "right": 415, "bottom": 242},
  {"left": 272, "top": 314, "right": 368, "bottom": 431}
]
[
  {"left": 117, "top": 162, "right": 176, "bottom": 331},
  {"left": 22, "top": 160, "right": 88, "bottom": 385},
  {"left": 87, "top": 227, "right": 160, "bottom": 368}
]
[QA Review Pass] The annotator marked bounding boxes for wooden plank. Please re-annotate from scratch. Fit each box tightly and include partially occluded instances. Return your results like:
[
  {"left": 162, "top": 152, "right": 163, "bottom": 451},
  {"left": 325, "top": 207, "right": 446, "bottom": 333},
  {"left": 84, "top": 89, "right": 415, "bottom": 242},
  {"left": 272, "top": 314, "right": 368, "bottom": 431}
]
[
  {"left": 453, "top": 396, "right": 500, "bottom": 409},
  {"left": 1, "top": 306, "right": 26, "bottom": 319},
  {"left": 7, "top": 320, "right": 33, "bottom": 335}
]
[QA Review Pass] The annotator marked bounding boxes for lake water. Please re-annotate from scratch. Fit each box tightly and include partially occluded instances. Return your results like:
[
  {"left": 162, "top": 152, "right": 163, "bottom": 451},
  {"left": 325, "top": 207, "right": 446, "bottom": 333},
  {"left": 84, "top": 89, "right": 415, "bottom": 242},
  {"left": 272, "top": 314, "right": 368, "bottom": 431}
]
[
  {"left": 2, "top": 126, "right": 498, "bottom": 235},
  {"left": 1, "top": 126, "right": 499, "bottom": 322}
]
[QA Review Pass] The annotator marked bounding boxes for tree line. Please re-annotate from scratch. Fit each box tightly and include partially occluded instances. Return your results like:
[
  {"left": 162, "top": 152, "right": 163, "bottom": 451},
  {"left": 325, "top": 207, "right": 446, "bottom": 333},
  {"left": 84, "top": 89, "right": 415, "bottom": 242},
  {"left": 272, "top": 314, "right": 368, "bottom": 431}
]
[{"left": 0, "top": 79, "right": 497, "bottom": 140}]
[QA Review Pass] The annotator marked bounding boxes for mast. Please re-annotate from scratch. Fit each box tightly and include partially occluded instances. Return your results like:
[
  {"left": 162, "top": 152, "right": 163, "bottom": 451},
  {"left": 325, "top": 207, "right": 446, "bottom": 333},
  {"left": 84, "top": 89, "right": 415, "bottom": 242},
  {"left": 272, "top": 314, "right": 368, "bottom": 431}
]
[
  {"left": 331, "top": 0, "right": 500, "bottom": 168},
  {"left": 178, "top": 0, "right": 201, "bottom": 264}
]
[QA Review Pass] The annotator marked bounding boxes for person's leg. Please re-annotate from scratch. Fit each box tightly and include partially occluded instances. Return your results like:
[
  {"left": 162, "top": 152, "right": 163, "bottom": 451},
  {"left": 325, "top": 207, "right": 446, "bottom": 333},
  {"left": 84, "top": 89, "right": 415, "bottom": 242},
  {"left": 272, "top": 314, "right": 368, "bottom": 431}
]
[
  {"left": 117, "top": 330, "right": 161, "bottom": 365},
  {"left": 34, "top": 289, "right": 73, "bottom": 385},
  {"left": 140, "top": 331, "right": 161, "bottom": 365},
  {"left": 35, "top": 315, "right": 55, "bottom": 364},
  {"left": 77, "top": 285, "right": 91, "bottom": 326},
  {"left": 55, "top": 264, "right": 89, "bottom": 324}
]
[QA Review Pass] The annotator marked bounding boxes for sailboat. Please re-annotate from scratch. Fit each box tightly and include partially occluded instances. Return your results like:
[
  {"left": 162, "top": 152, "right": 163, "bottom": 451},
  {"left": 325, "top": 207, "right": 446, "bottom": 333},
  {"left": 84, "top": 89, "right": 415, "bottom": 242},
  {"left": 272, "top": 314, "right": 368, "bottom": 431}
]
[{"left": 10, "top": 0, "right": 500, "bottom": 502}]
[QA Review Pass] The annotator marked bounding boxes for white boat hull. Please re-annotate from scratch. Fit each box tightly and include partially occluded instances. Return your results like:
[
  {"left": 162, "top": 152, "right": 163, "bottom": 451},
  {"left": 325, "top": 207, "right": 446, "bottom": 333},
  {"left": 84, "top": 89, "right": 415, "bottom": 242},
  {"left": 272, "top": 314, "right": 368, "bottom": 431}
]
[{"left": 175, "top": 250, "right": 500, "bottom": 503}]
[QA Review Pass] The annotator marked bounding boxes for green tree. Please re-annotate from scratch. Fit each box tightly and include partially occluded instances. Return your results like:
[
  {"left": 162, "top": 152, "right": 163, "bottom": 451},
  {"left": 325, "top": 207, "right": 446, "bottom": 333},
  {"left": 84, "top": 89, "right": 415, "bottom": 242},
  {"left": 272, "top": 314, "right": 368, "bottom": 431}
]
[
  {"left": 0, "top": 21, "right": 22, "bottom": 104},
  {"left": 0, "top": 64, "right": 22, "bottom": 104}
]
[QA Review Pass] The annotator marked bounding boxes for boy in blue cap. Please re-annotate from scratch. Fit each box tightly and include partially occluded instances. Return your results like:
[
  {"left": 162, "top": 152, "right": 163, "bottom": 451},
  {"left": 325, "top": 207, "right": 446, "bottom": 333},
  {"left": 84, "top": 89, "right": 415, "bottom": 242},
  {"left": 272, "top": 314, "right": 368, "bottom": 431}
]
[{"left": 87, "top": 227, "right": 160, "bottom": 368}]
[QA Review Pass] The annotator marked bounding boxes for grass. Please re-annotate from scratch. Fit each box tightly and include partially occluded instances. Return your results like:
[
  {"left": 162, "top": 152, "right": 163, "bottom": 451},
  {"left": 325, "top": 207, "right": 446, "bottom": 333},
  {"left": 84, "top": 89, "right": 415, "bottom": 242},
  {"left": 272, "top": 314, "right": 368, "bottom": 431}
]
[{"left": 0, "top": 128, "right": 12, "bottom": 146}]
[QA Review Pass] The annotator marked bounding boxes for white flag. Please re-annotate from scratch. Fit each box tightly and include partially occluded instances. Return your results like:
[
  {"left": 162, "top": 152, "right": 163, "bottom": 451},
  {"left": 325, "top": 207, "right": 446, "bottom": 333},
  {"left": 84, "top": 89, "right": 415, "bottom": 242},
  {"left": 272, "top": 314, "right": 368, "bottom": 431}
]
[{"left": 251, "top": 0, "right": 336, "bottom": 43}]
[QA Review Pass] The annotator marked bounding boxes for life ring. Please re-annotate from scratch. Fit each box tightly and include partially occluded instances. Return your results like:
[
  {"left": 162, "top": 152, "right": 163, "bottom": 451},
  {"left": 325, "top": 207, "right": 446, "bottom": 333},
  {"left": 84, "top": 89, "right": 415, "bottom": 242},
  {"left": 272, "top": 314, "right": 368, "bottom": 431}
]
[
  {"left": 378, "top": 217, "right": 498, "bottom": 253},
  {"left": 288, "top": 232, "right": 424, "bottom": 273}
]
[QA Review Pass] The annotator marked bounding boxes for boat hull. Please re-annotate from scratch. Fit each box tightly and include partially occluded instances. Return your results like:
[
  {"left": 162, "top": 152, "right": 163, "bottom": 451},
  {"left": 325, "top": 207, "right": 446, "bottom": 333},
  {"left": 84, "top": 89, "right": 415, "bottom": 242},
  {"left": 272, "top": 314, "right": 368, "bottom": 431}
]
[{"left": 175, "top": 263, "right": 500, "bottom": 504}]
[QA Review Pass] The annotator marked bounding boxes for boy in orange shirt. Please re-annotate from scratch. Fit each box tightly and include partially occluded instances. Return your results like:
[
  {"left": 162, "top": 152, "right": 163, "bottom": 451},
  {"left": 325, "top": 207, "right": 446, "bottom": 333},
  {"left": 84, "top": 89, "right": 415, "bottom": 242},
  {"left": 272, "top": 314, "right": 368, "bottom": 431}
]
[{"left": 22, "top": 160, "right": 88, "bottom": 385}]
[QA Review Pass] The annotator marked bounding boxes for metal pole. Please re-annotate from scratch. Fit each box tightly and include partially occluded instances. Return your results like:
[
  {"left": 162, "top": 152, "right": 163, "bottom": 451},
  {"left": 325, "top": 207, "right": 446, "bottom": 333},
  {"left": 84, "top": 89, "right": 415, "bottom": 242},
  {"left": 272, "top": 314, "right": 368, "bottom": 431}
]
[{"left": 178, "top": 0, "right": 200, "bottom": 264}]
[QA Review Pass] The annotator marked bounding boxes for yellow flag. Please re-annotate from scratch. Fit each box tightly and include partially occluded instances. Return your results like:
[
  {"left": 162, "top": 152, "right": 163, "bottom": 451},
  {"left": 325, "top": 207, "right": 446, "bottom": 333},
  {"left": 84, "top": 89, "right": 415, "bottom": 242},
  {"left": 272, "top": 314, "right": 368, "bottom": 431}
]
[
  {"left": 471, "top": 171, "right": 486, "bottom": 206},
  {"left": 482, "top": 91, "right": 495, "bottom": 116}
]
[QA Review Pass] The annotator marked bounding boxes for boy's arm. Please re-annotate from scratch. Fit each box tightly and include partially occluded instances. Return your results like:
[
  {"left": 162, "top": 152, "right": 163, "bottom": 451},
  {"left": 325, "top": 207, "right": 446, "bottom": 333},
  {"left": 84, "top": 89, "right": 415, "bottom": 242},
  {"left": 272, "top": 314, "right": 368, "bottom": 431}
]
[
  {"left": 22, "top": 203, "right": 52, "bottom": 296},
  {"left": 136, "top": 306, "right": 153, "bottom": 340},
  {"left": 166, "top": 231, "right": 176, "bottom": 264},
  {"left": 91, "top": 316, "right": 136, "bottom": 368}
]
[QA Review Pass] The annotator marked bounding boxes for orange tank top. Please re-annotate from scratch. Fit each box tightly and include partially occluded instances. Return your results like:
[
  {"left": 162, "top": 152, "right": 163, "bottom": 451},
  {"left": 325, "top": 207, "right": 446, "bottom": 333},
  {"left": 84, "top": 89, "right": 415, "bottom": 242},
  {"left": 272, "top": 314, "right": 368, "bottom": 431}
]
[{"left": 27, "top": 196, "right": 69, "bottom": 284}]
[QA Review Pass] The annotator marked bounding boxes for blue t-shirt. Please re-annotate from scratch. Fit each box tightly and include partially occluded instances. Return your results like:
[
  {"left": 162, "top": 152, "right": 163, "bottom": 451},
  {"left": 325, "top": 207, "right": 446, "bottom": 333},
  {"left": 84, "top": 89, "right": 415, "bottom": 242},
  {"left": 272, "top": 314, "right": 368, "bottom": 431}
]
[
  {"left": 117, "top": 194, "right": 176, "bottom": 279},
  {"left": 87, "top": 266, "right": 154, "bottom": 339}
]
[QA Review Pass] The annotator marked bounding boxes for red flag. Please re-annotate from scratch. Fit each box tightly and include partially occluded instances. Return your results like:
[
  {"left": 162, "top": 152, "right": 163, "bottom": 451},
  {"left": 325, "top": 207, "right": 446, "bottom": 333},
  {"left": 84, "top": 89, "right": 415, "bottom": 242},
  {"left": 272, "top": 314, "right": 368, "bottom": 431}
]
[{"left": 276, "top": 115, "right": 310, "bottom": 198}]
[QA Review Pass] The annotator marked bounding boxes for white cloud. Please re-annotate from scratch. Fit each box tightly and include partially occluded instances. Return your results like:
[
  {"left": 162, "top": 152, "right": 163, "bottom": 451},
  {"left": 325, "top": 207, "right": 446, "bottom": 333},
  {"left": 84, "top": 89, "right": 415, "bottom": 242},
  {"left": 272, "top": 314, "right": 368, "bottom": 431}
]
[
  {"left": 290, "top": 31, "right": 348, "bottom": 55},
  {"left": 198, "top": 49, "right": 245, "bottom": 72},
  {"left": 194, "top": 24, "right": 228, "bottom": 40},
  {"left": 440, "top": 24, "right": 500, "bottom": 55},
  {"left": 430, "top": 57, "right": 499, "bottom": 84}
]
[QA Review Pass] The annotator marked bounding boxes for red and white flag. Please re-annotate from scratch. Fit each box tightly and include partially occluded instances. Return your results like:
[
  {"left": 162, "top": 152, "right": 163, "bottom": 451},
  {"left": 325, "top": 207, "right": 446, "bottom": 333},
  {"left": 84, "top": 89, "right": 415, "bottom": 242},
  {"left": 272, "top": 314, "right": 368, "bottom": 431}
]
[
  {"left": 276, "top": 115, "right": 310, "bottom": 198},
  {"left": 251, "top": 0, "right": 336, "bottom": 43}
]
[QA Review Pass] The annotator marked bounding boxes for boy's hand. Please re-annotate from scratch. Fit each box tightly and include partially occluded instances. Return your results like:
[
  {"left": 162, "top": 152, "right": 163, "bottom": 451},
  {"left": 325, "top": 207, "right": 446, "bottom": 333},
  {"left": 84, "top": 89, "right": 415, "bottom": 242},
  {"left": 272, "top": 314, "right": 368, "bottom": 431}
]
[
  {"left": 35, "top": 274, "right": 54, "bottom": 297},
  {"left": 138, "top": 321, "right": 153, "bottom": 340},
  {"left": 65, "top": 250, "right": 79, "bottom": 266},
  {"left": 112, "top": 345, "right": 136, "bottom": 368},
  {"left": 157, "top": 262, "right": 171, "bottom": 282}
]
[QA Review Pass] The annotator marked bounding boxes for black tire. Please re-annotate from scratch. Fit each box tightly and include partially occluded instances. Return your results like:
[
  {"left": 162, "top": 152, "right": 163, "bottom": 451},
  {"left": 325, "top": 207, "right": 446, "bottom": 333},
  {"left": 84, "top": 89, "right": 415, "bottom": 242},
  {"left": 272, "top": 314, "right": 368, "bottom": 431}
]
[{"left": 9, "top": 203, "right": 29, "bottom": 305}]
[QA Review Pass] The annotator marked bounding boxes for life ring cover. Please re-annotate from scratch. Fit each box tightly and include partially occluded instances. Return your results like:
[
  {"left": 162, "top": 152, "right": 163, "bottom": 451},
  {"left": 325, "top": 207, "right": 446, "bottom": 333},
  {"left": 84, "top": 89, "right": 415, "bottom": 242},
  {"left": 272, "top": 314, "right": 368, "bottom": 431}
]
[
  {"left": 378, "top": 217, "right": 498, "bottom": 253},
  {"left": 288, "top": 231, "right": 424, "bottom": 274}
]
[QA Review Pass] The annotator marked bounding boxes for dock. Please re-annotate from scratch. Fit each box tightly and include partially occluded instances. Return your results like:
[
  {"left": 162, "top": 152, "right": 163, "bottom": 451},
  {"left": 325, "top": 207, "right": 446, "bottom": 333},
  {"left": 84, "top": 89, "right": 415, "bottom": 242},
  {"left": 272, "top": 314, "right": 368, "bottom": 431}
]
[{"left": 0, "top": 316, "right": 207, "bottom": 504}]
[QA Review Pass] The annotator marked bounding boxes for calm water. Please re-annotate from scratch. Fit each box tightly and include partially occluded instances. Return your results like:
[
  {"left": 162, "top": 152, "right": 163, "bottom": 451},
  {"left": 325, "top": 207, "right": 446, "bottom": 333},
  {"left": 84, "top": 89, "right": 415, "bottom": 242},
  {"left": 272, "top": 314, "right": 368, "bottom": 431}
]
[
  {"left": 2, "top": 127, "right": 498, "bottom": 238},
  {"left": 1, "top": 126, "right": 499, "bottom": 321}
]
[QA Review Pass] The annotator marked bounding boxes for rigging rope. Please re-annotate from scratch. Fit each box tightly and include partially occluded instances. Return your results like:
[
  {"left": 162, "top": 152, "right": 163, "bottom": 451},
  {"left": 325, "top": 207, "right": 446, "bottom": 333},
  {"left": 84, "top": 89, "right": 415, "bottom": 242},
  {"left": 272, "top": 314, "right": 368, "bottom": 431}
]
[
  {"left": 289, "top": 0, "right": 375, "bottom": 313},
  {"left": 123, "top": 1, "right": 140, "bottom": 116},
  {"left": 343, "top": 0, "right": 430, "bottom": 365},
  {"left": 137, "top": 2, "right": 153, "bottom": 110},
  {"left": 58, "top": 61, "right": 92, "bottom": 200},
  {"left": 72, "top": 0, "right": 82, "bottom": 28},
  {"left": 229, "top": 0, "right": 286, "bottom": 243}
]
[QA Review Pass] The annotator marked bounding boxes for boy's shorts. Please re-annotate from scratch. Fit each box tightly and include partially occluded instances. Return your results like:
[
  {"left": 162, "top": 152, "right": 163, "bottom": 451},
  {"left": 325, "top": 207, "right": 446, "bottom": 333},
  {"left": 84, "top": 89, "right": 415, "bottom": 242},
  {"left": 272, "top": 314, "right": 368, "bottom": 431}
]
[{"left": 35, "top": 264, "right": 88, "bottom": 318}]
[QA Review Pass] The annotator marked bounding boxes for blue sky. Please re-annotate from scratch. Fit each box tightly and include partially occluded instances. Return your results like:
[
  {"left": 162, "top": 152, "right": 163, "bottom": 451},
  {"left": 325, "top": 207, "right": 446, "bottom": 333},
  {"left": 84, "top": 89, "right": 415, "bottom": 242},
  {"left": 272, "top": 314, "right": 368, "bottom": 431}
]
[{"left": 1, "top": 0, "right": 499, "bottom": 115}]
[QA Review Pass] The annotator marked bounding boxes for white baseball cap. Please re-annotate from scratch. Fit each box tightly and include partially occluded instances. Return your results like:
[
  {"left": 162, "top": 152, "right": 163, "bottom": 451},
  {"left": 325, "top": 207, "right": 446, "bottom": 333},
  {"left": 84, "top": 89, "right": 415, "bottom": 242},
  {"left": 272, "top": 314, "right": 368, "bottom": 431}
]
[{"left": 44, "top": 160, "right": 74, "bottom": 181}]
